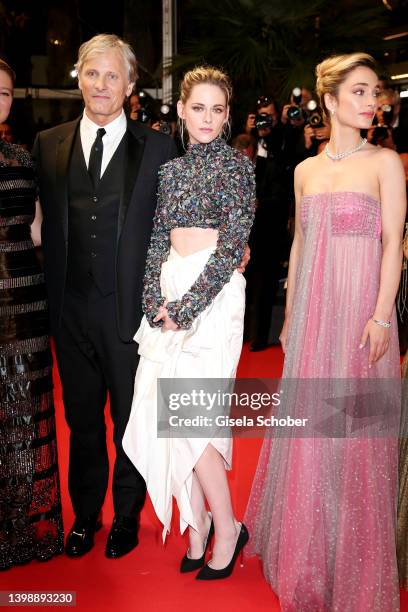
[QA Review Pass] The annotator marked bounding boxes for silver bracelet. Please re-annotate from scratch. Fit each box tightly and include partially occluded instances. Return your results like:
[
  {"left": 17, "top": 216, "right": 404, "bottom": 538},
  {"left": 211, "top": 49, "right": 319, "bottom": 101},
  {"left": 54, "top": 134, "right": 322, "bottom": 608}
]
[{"left": 372, "top": 317, "right": 391, "bottom": 328}]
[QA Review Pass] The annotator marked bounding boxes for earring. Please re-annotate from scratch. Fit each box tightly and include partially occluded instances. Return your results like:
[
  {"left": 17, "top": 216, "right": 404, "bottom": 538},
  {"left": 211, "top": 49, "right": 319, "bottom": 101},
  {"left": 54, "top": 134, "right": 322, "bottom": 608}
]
[
  {"left": 221, "top": 118, "right": 231, "bottom": 141},
  {"left": 331, "top": 110, "right": 335, "bottom": 115},
  {"left": 177, "top": 117, "right": 187, "bottom": 151}
]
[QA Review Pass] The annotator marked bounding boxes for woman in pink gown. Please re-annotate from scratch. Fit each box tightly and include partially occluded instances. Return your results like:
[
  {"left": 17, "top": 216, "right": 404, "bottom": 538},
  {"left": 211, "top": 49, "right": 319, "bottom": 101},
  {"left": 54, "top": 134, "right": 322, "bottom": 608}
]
[{"left": 245, "top": 53, "right": 406, "bottom": 611}]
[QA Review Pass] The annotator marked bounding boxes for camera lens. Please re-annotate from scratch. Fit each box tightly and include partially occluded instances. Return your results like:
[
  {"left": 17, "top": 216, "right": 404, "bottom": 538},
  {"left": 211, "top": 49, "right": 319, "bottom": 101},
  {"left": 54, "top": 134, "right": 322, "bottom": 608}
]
[
  {"left": 159, "top": 122, "right": 172, "bottom": 135},
  {"left": 309, "top": 113, "right": 320, "bottom": 127},
  {"left": 287, "top": 106, "right": 302, "bottom": 120},
  {"left": 255, "top": 113, "right": 273, "bottom": 130}
]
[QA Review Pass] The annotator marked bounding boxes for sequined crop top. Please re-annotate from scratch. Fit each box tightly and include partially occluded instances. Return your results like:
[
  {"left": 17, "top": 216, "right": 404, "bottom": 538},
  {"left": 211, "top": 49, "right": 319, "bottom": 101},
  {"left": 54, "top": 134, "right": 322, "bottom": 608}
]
[{"left": 142, "top": 138, "right": 256, "bottom": 329}]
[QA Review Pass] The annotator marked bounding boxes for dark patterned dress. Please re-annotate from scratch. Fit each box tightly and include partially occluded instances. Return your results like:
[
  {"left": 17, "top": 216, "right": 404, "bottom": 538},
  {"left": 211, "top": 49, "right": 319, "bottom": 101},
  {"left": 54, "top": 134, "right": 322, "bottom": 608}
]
[{"left": 0, "top": 141, "right": 63, "bottom": 570}]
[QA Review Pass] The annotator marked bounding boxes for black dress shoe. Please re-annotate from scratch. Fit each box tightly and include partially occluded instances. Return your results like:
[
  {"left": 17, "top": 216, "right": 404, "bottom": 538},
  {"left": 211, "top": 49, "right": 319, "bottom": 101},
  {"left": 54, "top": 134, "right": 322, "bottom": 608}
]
[
  {"left": 196, "top": 523, "right": 249, "bottom": 580},
  {"left": 65, "top": 514, "right": 102, "bottom": 558},
  {"left": 105, "top": 515, "right": 139, "bottom": 559},
  {"left": 180, "top": 514, "right": 214, "bottom": 573}
]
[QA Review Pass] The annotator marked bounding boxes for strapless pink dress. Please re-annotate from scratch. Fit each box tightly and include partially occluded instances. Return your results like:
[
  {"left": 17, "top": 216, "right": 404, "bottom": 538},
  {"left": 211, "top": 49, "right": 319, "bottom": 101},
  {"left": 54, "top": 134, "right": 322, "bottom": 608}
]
[{"left": 245, "top": 192, "right": 400, "bottom": 611}]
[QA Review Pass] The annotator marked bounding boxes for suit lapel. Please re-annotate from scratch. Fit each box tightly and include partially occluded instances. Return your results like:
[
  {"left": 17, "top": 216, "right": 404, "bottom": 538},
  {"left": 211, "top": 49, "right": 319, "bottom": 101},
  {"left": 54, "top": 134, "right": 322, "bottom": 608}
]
[
  {"left": 55, "top": 118, "right": 80, "bottom": 241},
  {"left": 117, "top": 123, "right": 145, "bottom": 241}
]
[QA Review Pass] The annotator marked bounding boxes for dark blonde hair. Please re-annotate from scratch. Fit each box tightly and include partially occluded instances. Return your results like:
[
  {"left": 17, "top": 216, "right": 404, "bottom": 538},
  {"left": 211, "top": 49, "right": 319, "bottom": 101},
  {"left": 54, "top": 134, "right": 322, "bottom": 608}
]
[
  {"left": 316, "top": 52, "right": 377, "bottom": 121},
  {"left": 0, "top": 59, "right": 16, "bottom": 87},
  {"left": 179, "top": 65, "right": 232, "bottom": 107}
]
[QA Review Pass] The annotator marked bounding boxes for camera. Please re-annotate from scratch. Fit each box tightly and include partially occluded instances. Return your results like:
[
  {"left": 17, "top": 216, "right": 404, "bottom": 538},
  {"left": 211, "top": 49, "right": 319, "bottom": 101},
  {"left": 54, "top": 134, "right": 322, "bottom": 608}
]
[
  {"left": 157, "top": 104, "right": 173, "bottom": 136},
  {"left": 287, "top": 87, "right": 304, "bottom": 121},
  {"left": 136, "top": 107, "right": 151, "bottom": 124},
  {"left": 255, "top": 112, "right": 273, "bottom": 130},
  {"left": 135, "top": 100, "right": 175, "bottom": 136},
  {"left": 306, "top": 100, "right": 324, "bottom": 129},
  {"left": 254, "top": 95, "right": 275, "bottom": 131}
]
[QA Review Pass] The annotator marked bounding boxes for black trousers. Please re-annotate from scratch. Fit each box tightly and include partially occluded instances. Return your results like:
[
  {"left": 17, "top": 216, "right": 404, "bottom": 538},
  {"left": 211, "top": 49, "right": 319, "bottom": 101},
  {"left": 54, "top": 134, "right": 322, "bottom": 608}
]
[
  {"left": 54, "top": 285, "right": 146, "bottom": 519},
  {"left": 246, "top": 207, "right": 285, "bottom": 346}
]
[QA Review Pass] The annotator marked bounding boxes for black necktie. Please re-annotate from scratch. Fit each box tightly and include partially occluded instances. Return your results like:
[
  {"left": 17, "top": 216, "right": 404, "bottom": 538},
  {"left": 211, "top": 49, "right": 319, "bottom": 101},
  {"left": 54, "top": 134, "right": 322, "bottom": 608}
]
[{"left": 88, "top": 127, "right": 106, "bottom": 189}]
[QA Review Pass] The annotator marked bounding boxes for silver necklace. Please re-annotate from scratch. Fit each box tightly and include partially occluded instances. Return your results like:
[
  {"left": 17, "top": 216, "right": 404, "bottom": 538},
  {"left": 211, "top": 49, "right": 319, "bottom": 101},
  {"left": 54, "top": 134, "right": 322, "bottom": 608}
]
[{"left": 324, "top": 138, "right": 367, "bottom": 161}]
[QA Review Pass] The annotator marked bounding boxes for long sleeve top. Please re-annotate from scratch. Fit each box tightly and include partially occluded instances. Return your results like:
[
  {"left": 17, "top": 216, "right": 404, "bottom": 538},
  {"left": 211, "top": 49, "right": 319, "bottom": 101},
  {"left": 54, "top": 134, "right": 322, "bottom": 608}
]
[{"left": 142, "top": 137, "right": 256, "bottom": 329}]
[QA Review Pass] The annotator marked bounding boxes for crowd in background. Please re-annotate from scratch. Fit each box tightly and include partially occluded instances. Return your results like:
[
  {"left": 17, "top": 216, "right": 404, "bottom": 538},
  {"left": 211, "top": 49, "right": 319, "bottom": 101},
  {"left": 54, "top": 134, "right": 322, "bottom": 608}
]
[
  {"left": 1, "top": 81, "right": 407, "bottom": 352},
  {"left": 238, "top": 85, "right": 408, "bottom": 351},
  {"left": 111, "top": 82, "right": 408, "bottom": 351}
]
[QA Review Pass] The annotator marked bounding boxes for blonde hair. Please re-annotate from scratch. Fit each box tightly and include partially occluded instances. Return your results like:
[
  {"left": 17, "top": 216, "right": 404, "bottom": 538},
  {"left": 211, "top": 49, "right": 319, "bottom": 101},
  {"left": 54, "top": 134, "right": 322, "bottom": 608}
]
[
  {"left": 315, "top": 52, "right": 377, "bottom": 121},
  {"left": 75, "top": 34, "right": 137, "bottom": 83},
  {"left": 0, "top": 59, "right": 15, "bottom": 87},
  {"left": 179, "top": 65, "right": 232, "bottom": 106},
  {"left": 178, "top": 66, "right": 232, "bottom": 145}
]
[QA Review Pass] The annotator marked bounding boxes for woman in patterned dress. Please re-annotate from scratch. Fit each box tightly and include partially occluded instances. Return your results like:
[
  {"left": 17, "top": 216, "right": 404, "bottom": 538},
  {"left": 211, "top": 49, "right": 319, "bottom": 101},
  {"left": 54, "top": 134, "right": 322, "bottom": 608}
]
[{"left": 0, "top": 59, "right": 63, "bottom": 569}]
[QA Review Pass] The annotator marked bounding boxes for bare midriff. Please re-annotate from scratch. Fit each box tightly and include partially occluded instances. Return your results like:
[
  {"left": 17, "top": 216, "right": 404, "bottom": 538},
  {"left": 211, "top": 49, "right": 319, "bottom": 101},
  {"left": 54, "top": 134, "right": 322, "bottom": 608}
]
[{"left": 170, "top": 227, "right": 219, "bottom": 257}]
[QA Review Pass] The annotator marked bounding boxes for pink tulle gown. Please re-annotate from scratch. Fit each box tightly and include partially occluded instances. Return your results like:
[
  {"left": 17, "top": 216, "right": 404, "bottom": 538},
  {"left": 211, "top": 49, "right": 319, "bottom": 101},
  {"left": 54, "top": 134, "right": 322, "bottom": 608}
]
[{"left": 245, "top": 192, "right": 401, "bottom": 612}]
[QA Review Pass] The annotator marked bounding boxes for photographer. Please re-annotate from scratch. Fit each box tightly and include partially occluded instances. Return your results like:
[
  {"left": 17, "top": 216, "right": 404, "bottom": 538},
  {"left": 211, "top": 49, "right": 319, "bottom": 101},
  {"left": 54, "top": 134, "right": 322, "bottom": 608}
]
[
  {"left": 244, "top": 96, "right": 289, "bottom": 351},
  {"left": 150, "top": 104, "right": 177, "bottom": 138},
  {"left": 129, "top": 93, "right": 183, "bottom": 153},
  {"left": 128, "top": 92, "right": 142, "bottom": 120},
  {"left": 282, "top": 87, "right": 330, "bottom": 165},
  {"left": 281, "top": 86, "right": 312, "bottom": 126},
  {"left": 303, "top": 121, "right": 331, "bottom": 153},
  {"left": 368, "top": 89, "right": 407, "bottom": 152}
]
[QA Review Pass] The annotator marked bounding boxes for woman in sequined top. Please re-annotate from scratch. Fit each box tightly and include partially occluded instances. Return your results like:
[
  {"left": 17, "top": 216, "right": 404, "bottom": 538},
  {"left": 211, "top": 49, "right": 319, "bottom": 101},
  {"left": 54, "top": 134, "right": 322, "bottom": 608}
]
[
  {"left": 142, "top": 132, "right": 254, "bottom": 329},
  {"left": 123, "top": 66, "right": 255, "bottom": 580}
]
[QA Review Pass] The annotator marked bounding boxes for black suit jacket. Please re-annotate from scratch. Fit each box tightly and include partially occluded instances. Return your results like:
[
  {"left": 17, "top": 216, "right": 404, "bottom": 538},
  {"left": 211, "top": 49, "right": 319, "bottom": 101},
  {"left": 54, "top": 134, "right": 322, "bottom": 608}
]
[{"left": 33, "top": 117, "right": 178, "bottom": 342}]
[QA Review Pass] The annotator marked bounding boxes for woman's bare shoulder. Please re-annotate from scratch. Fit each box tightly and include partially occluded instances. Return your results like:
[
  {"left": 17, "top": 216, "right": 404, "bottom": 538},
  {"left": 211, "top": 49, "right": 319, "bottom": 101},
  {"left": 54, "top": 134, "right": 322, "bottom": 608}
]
[{"left": 295, "top": 155, "right": 320, "bottom": 180}]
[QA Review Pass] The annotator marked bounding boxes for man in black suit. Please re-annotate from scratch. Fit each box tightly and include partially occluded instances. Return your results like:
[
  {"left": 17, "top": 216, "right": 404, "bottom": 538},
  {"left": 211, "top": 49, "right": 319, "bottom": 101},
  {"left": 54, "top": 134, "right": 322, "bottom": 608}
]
[{"left": 33, "top": 34, "right": 177, "bottom": 559}]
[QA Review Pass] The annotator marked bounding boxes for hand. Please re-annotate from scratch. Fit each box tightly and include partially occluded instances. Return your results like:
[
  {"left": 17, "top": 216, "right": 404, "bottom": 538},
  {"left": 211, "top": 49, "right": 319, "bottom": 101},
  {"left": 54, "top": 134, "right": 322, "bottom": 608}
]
[
  {"left": 314, "top": 125, "right": 330, "bottom": 140},
  {"left": 359, "top": 318, "right": 390, "bottom": 367},
  {"left": 279, "top": 318, "right": 289, "bottom": 353},
  {"left": 237, "top": 244, "right": 250, "bottom": 273},
  {"left": 245, "top": 113, "right": 256, "bottom": 133},
  {"left": 281, "top": 104, "right": 291, "bottom": 125},
  {"left": 303, "top": 125, "right": 314, "bottom": 149},
  {"left": 153, "top": 300, "right": 179, "bottom": 331},
  {"left": 151, "top": 121, "right": 161, "bottom": 132}
]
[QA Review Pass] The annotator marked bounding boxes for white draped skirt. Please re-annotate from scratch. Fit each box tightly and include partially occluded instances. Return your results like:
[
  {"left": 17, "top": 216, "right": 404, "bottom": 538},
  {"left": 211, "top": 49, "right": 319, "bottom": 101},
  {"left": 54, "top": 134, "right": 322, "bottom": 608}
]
[{"left": 122, "top": 246, "right": 245, "bottom": 539}]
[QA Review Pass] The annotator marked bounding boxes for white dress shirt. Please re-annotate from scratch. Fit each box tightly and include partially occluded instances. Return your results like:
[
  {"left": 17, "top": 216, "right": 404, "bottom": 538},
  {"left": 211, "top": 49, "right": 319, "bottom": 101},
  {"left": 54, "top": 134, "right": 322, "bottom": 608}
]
[{"left": 80, "top": 109, "right": 127, "bottom": 178}]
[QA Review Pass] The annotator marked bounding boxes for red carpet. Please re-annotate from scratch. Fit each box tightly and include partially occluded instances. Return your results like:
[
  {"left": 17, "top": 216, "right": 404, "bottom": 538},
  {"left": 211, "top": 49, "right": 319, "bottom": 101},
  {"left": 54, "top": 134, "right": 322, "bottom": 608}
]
[{"left": 4, "top": 344, "right": 408, "bottom": 611}]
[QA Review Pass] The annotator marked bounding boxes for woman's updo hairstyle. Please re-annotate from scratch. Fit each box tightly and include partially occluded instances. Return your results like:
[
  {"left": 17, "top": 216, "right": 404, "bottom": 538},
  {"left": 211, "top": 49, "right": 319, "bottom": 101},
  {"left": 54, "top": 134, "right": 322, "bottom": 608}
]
[
  {"left": 178, "top": 65, "right": 232, "bottom": 145},
  {"left": 315, "top": 52, "right": 377, "bottom": 121},
  {"left": 179, "top": 65, "right": 232, "bottom": 106},
  {"left": 0, "top": 59, "right": 16, "bottom": 87}
]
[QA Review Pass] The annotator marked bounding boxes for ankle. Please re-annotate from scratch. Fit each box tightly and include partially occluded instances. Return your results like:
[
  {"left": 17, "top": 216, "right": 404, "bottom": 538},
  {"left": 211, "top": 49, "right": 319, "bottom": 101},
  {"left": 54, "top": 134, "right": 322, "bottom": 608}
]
[
  {"left": 215, "top": 518, "right": 239, "bottom": 541},
  {"left": 193, "top": 511, "right": 211, "bottom": 535}
]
